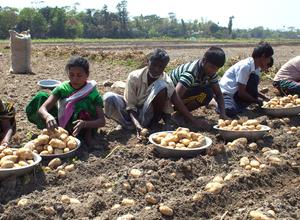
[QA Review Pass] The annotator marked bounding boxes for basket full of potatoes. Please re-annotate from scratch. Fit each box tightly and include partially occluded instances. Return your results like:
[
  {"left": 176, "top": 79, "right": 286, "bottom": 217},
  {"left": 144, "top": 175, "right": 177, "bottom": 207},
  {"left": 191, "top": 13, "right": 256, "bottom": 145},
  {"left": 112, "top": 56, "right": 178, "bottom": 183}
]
[
  {"left": 213, "top": 118, "right": 270, "bottom": 141},
  {"left": 24, "top": 127, "right": 80, "bottom": 159},
  {"left": 0, "top": 146, "right": 42, "bottom": 179},
  {"left": 262, "top": 94, "right": 300, "bottom": 116},
  {"left": 148, "top": 127, "right": 212, "bottom": 157}
]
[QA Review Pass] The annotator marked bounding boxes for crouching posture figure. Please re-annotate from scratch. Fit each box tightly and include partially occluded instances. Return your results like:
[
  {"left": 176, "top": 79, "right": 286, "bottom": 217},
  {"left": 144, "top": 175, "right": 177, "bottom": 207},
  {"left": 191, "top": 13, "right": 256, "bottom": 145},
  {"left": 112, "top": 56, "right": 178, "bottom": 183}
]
[{"left": 104, "top": 49, "right": 174, "bottom": 139}]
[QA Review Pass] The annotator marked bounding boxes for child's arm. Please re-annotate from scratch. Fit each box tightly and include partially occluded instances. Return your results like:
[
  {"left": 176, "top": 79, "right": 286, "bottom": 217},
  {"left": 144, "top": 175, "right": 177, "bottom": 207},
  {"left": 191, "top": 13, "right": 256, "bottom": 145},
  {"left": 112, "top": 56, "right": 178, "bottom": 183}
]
[
  {"left": 38, "top": 94, "right": 59, "bottom": 129},
  {"left": 0, "top": 119, "right": 14, "bottom": 146},
  {"left": 72, "top": 106, "right": 105, "bottom": 136}
]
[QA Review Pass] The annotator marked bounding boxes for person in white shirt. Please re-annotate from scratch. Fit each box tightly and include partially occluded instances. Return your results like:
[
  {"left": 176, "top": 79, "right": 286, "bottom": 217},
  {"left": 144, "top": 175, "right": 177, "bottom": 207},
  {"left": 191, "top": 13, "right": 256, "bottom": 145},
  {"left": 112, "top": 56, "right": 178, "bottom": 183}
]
[{"left": 219, "top": 42, "right": 274, "bottom": 117}]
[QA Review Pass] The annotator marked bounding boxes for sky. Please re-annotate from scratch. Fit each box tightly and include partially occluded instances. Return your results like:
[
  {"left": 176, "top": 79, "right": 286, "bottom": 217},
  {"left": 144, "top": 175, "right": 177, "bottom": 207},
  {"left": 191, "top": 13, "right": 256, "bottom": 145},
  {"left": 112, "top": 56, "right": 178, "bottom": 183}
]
[{"left": 0, "top": 0, "right": 299, "bottom": 30}]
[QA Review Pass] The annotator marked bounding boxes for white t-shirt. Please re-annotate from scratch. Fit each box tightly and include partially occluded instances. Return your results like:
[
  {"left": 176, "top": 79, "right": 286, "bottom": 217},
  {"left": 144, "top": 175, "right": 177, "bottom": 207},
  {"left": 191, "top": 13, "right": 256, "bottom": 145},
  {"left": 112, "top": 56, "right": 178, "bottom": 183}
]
[{"left": 219, "top": 57, "right": 261, "bottom": 96}]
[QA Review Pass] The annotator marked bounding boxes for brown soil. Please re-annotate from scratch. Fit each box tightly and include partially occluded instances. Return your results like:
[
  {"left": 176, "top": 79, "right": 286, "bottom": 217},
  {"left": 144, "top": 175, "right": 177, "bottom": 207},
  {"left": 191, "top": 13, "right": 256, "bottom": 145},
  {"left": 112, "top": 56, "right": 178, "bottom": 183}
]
[{"left": 0, "top": 42, "right": 299, "bottom": 220}]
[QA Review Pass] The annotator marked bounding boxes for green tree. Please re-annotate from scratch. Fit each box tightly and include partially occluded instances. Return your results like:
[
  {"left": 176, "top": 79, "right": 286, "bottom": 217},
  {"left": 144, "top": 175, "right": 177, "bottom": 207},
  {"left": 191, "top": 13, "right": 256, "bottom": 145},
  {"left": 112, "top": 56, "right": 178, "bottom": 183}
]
[{"left": 0, "top": 7, "right": 18, "bottom": 38}]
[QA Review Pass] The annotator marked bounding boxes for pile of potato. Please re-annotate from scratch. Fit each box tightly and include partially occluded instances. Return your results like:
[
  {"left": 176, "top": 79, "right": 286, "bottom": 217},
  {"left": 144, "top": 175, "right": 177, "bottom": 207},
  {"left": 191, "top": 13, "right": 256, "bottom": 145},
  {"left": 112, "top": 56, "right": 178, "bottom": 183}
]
[
  {"left": 0, "top": 146, "right": 35, "bottom": 169},
  {"left": 262, "top": 94, "right": 300, "bottom": 108},
  {"left": 152, "top": 127, "right": 206, "bottom": 149},
  {"left": 218, "top": 118, "right": 263, "bottom": 131},
  {"left": 24, "top": 127, "right": 78, "bottom": 156}
]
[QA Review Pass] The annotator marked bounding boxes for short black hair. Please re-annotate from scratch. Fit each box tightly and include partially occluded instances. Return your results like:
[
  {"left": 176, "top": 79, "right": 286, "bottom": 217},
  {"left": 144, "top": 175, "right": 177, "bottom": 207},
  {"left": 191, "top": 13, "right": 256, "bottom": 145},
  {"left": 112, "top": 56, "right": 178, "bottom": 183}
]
[
  {"left": 65, "top": 56, "right": 90, "bottom": 74},
  {"left": 252, "top": 42, "right": 274, "bottom": 58},
  {"left": 149, "top": 48, "right": 170, "bottom": 65},
  {"left": 203, "top": 46, "right": 226, "bottom": 68}
]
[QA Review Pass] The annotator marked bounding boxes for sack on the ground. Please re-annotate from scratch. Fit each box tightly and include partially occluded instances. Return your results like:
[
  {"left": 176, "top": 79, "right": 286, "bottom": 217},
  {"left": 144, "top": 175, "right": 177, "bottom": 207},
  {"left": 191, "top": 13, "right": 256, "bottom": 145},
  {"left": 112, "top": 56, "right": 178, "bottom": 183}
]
[{"left": 9, "top": 30, "right": 32, "bottom": 74}]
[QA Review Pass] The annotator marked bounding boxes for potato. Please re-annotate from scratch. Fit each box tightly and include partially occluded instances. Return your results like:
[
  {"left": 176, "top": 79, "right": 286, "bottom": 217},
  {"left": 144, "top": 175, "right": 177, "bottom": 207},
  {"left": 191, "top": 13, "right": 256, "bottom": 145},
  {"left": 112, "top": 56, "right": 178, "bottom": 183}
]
[
  {"left": 3, "top": 148, "right": 13, "bottom": 155},
  {"left": 187, "top": 141, "right": 200, "bottom": 148},
  {"left": 159, "top": 205, "right": 173, "bottom": 216},
  {"left": 157, "top": 132, "right": 168, "bottom": 138},
  {"left": 1, "top": 160, "right": 14, "bottom": 168},
  {"left": 18, "top": 160, "right": 29, "bottom": 167},
  {"left": 67, "top": 138, "right": 77, "bottom": 150},
  {"left": 250, "top": 159, "right": 260, "bottom": 168},
  {"left": 64, "top": 164, "right": 75, "bottom": 172},
  {"left": 1, "top": 155, "right": 18, "bottom": 163},
  {"left": 36, "top": 134, "right": 50, "bottom": 145},
  {"left": 180, "top": 138, "right": 191, "bottom": 146},
  {"left": 121, "top": 198, "right": 135, "bottom": 206},
  {"left": 63, "top": 148, "right": 70, "bottom": 153},
  {"left": 49, "top": 138, "right": 66, "bottom": 149},
  {"left": 168, "top": 142, "right": 176, "bottom": 147},
  {"left": 47, "top": 145, "right": 54, "bottom": 154},
  {"left": 129, "top": 168, "right": 142, "bottom": 178},
  {"left": 240, "top": 157, "right": 250, "bottom": 167},
  {"left": 175, "top": 143, "right": 185, "bottom": 148},
  {"left": 61, "top": 195, "right": 70, "bottom": 204},
  {"left": 16, "top": 148, "right": 33, "bottom": 160},
  {"left": 176, "top": 130, "right": 190, "bottom": 139},
  {"left": 0, "top": 153, "right": 5, "bottom": 159},
  {"left": 48, "top": 158, "right": 62, "bottom": 169},
  {"left": 40, "top": 150, "right": 49, "bottom": 156},
  {"left": 198, "top": 137, "right": 206, "bottom": 146},
  {"left": 59, "top": 133, "right": 68, "bottom": 142},
  {"left": 204, "top": 182, "right": 223, "bottom": 194},
  {"left": 54, "top": 149, "right": 64, "bottom": 154},
  {"left": 145, "top": 194, "right": 159, "bottom": 205}
]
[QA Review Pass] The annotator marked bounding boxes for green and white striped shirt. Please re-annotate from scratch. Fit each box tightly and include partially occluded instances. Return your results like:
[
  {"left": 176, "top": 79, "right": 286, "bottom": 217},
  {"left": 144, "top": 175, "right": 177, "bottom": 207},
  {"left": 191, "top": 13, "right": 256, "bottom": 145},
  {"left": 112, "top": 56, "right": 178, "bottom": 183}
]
[{"left": 170, "top": 59, "right": 219, "bottom": 88}]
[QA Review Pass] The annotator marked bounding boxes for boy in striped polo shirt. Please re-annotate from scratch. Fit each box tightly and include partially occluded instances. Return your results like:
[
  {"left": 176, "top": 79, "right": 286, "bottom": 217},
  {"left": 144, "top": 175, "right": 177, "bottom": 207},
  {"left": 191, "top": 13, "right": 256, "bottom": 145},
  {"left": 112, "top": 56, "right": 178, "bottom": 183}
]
[{"left": 170, "top": 47, "right": 228, "bottom": 129}]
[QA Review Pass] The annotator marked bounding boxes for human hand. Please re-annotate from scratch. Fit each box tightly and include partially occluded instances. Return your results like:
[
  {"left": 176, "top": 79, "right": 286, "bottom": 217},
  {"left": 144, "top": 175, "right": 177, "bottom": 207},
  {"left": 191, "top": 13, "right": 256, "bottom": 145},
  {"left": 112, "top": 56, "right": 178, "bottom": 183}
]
[
  {"left": 72, "top": 120, "right": 86, "bottom": 136},
  {"left": 193, "top": 118, "right": 211, "bottom": 130},
  {"left": 46, "top": 115, "right": 58, "bottom": 130},
  {"left": 220, "top": 113, "right": 230, "bottom": 120},
  {"left": 256, "top": 99, "right": 264, "bottom": 106}
]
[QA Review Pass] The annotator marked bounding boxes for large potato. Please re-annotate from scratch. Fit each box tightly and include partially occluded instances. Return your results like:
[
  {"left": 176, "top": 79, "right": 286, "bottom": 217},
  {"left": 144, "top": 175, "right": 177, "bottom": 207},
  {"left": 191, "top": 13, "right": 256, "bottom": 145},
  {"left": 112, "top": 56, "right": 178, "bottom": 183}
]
[
  {"left": 16, "top": 148, "right": 34, "bottom": 160},
  {"left": 1, "top": 160, "right": 14, "bottom": 168},
  {"left": 49, "top": 138, "right": 66, "bottom": 149},
  {"left": 35, "top": 134, "right": 50, "bottom": 145}
]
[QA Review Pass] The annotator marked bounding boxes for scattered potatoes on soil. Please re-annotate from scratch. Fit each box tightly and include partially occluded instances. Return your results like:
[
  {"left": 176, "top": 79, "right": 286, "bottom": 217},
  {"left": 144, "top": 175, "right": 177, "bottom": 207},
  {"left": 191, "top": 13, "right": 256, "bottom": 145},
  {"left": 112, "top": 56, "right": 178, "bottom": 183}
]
[
  {"left": 64, "top": 164, "right": 75, "bottom": 172},
  {"left": 24, "top": 127, "right": 78, "bottom": 155},
  {"left": 117, "top": 214, "right": 135, "bottom": 220},
  {"left": 43, "top": 206, "right": 56, "bottom": 215},
  {"left": 159, "top": 204, "right": 173, "bottom": 216},
  {"left": 121, "top": 198, "right": 135, "bottom": 206},
  {"left": 48, "top": 158, "right": 62, "bottom": 170},
  {"left": 249, "top": 210, "right": 276, "bottom": 220},
  {"left": 204, "top": 182, "right": 224, "bottom": 194},
  {"left": 262, "top": 94, "right": 300, "bottom": 108},
  {"left": 17, "top": 198, "right": 29, "bottom": 206},
  {"left": 129, "top": 168, "right": 142, "bottom": 178}
]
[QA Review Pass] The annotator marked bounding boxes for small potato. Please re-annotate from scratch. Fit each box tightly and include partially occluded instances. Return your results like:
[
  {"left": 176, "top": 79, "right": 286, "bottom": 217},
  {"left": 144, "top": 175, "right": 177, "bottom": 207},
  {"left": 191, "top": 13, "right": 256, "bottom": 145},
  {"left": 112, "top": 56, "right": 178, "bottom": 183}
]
[
  {"left": 121, "top": 198, "right": 135, "bottom": 206},
  {"left": 36, "top": 134, "right": 50, "bottom": 145},
  {"left": 197, "top": 137, "right": 206, "bottom": 146},
  {"left": 59, "top": 133, "right": 68, "bottom": 142},
  {"left": 40, "top": 150, "right": 49, "bottom": 156},
  {"left": 153, "top": 136, "right": 163, "bottom": 144},
  {"left": 47, "top": 145, "right": 54, "bottom": 154},
  {"left": 190, "top": 132, "right": 200, "bottom": 141},
  {"left": 18, "top": 160, "right": 29, "bottom": 167},
  {"left": 1, "top": 155, "right": 18, "bottom": 163},
  {"left": 63, "top": 148, "right": 70, "bottom": 153},
  {"left": 57, "top": 127, "right": 68, "bottom": 135},
  {"left": 159, "top": 205, "right": 173, "bottom": 216},
  {"left": 64, "top": 164, "right": 75, "bottom": 172},
  {"left": 24, "top": 141, "right": 36, "bottom": 150},
  {"left": 54, "top": 149, "right": 64, "bottom": 154},
  {"left": 27, "top": 160, "right": 34, "bottom": 165},
  {"left": 0, "top": 153, "right": 5, "bottom": 159},
  {"left": 187, "top": 141, "right": 200, "bottom": 148},
  {"left": 16, "top": 148, "right": 34, "bottom": 160},
  {"left": 140, "top": 128, "right": 149, "bottom": 136},
  {"left": 158, "top": 132, "right": 168, "bottom": 138},
  {"left": 48, "top": 158, "right": 62, "bottom": 169},
  {"left": 204, "top": 182, "right": 223, "bottom": 194},
  {"left": 230, "top": 120, "right": 238, "bottom": 127},
  {"left": 180, "top": 138, "right": 191, "bottom": 146},
  {"left": 176, "top": 130, "right": 190, "bottom": 139},
  {"left": 160, "top": 140, "right": 168, "bottom": 147},
  {"left": 3, "top": 148, "right": 13, "bottom": 155},
  {"left": 67, "top": 138, "right": 77, "bottom": 150},
  {"left": 49, "top": 138, "right": 66, "bottom": 149},
  {"left": 175, "top": 143, "right": 185, "bottom": 148},
  {"left": 1, "top": 160, "right": 14, "bottom": 168},
  {"left": 41, "top": 128, "right": 50, "bottom": 136},
  {"left": 168, "top": 142, "right": 176, "bottom": 148}
]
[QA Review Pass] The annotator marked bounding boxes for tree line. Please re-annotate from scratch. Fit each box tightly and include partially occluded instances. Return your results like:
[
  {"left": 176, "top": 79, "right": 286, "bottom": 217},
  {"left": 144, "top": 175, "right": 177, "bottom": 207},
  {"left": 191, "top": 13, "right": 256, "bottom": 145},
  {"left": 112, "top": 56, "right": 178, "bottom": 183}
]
[{"left": 0, "top": 0, "right": 299, "bottom": 39}]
